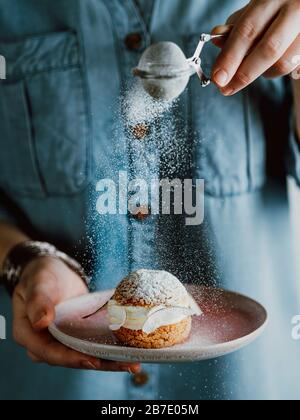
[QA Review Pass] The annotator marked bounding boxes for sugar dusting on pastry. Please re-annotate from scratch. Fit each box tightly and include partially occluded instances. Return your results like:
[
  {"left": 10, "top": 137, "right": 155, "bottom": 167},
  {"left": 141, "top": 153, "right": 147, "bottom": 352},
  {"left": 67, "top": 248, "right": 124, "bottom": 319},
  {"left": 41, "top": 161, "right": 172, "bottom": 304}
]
[
  {"left": 107, "top": 269, "right": 202, "bottom": 349},
  {"left": 114, "top": 269, "right": 190, "bottom": 307}
]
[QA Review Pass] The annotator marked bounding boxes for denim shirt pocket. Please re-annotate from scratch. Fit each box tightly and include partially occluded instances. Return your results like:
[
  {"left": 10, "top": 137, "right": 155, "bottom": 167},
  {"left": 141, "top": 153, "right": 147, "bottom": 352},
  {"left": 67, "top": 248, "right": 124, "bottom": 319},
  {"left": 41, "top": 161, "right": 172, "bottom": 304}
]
[
  {"left": 0, "top": 31, "right": 91, "bottom": 197},
  {"left": 185, "top": 34, "right": 266, "bottom": 197}
]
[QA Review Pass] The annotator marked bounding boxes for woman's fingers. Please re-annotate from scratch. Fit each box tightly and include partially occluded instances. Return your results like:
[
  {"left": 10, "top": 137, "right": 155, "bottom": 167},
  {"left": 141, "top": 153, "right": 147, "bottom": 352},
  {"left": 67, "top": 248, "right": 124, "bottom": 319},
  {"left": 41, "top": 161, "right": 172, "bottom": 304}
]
[
  {"left": 226, "top": 6, "right": 248, "bottom": 25},
  {"left": 221, "top": 6, "right": 300, "bottom": 95},
  {"left": 211, "top": 5, "right": 245, "bottom": 48},
  {"left": 212, "top": 0, "right": 282, "bottom": 87},
  {"left": 26, "top": 290, "right": 56, "bottom": 331},
  {"left": 13, "top": 290, "right": 141, "bottom": 373},
  {"left": 26, "top": 347, "right": 141, "bottom": 372},
  {"left": 264, "top": 35, "right": 300, "bottom": 78},
  {"left": 13, "top": 258, "right": 141, "bottom": 373},
  {"left": 14, "top": 309, "right": 140, "bottom": 372},
  {"left": 211, "top": 25, "right": 234, "bottom": 48},
  {"left": 43, "top": 339, "right": 140, "bottom": 372},
  {"left": 13, "top": 298, "right": 99, "bottom": 369},
  {"left": 96, "top": 360, "right": 141, "bottom": 373},
  {"left": 27, "top": 351, "right": 42, "bottom": 363},
  {"left": 14, "top": 270, "right": 59, "bottom": 330}
]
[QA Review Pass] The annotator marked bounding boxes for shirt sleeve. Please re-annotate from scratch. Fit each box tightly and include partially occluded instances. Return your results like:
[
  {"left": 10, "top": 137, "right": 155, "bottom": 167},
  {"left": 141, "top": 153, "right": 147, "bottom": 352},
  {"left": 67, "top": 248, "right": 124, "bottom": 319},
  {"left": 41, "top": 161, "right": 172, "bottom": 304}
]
[{"left": 287, "top": 110, "right": 300, "bottom": 188}]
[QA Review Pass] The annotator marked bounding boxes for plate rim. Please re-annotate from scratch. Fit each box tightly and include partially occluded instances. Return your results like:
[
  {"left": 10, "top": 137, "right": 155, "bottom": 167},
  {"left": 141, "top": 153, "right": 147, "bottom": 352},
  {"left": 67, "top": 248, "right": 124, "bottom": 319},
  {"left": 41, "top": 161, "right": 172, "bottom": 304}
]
[{"left": 49, "top": 287, "right": 268, "bottom": 362}]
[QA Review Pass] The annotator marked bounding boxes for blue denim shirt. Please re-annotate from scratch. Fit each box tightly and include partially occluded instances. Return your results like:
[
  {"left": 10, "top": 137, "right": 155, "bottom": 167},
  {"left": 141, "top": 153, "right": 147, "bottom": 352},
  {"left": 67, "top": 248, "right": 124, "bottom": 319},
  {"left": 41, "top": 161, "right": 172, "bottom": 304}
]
[{"left": 1, "top": 0, "right": 300, "bottom": 400}]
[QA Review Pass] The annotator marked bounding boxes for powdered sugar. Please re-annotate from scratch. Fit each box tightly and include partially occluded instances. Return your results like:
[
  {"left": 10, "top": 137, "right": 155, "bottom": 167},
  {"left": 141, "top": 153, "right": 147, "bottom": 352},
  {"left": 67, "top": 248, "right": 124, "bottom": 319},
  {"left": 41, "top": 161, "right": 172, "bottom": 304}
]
[
  {"left": 114, "top": 269, "right": 189, "bottom": 306},
  {"left": 123, "top": 81, "right": 176, "bottom": 126}
]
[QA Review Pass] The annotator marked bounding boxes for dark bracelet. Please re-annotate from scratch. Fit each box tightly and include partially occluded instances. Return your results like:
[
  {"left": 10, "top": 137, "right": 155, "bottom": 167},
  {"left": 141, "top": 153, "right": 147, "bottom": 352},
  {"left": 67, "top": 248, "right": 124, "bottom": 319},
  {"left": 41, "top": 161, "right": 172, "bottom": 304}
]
[{"left": 0, "top": 241, "right": 90, "bottom": 296}]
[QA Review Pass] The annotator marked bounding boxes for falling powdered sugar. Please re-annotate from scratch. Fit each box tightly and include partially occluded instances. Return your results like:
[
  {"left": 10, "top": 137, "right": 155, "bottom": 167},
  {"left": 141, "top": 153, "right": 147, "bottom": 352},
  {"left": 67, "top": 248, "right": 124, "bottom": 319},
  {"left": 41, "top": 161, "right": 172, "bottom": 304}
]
[{"left": 123, "top": 81, "right": 177, "bottom": 127}]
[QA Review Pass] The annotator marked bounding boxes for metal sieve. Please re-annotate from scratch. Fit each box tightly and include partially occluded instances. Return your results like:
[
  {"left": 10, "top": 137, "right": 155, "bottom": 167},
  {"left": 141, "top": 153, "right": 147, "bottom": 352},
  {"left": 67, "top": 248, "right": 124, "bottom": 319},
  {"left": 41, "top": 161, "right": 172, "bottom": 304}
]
[{"left": 133, "top": 33, "right": 227, "bottom": 101}]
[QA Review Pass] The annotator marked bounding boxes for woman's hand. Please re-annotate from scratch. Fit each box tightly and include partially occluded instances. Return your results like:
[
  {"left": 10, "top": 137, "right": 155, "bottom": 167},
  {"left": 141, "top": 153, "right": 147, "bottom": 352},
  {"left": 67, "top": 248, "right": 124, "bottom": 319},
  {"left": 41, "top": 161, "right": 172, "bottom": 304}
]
[
  {"left": 12, "top": 256, "right": 140, "bottom": 373},
  {"left": 212, "top": 0, "right": 300, "bottom": 95}
]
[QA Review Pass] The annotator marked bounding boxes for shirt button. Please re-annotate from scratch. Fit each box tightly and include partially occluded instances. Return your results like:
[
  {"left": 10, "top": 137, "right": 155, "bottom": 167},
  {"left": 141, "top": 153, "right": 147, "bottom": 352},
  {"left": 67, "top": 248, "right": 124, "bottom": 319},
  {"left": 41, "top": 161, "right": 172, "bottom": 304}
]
[
  {"left": 131, "top": 371, "right": 150, "bottom": 387},
  {"left": 132, "top": 205, "right": 151, "bottom": 221},
  {"left": 125, "top": 33, "right": 143, "bottom": 51},
  {"left": 132, "top": 123, "right": 150, "bottom": 140}
]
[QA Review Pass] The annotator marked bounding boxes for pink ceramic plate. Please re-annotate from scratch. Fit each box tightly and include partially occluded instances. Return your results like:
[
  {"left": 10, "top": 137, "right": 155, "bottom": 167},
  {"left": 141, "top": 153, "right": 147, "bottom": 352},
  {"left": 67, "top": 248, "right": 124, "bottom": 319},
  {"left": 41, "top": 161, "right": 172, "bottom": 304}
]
[{"left": 49, "top": 286, "right": 268, "bottom": 363}]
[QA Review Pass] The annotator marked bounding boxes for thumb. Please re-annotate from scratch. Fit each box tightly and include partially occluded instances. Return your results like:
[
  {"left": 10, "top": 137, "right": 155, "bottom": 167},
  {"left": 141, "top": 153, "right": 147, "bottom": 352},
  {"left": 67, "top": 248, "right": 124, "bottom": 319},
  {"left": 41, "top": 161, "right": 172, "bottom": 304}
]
[
  {"left": 211, "top": 24, "right": 233, "bottom": 48},
  {"left": 212, "top": 24, "right": 233, "bottom": 36},
  {"left": 26, "top": 274, "right": 58, "bottom": 331}
]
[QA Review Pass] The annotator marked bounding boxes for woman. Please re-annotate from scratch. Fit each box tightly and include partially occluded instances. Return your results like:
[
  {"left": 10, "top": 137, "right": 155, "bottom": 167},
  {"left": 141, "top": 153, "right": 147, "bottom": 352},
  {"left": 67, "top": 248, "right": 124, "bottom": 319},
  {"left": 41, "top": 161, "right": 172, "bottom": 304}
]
[{"left": 0, "top": 0, "right": 300, "bottom": 400}]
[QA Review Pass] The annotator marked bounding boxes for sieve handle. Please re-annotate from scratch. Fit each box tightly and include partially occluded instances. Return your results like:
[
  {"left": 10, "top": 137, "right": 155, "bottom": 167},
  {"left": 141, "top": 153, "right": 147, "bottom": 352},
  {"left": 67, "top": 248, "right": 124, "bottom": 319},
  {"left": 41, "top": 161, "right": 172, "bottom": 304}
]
[
  {"left": 193, "top": 34, "right": 225, "bottom": 58},
  {"left": 189, "top": 26, "right": 232, "bottom": 87}
]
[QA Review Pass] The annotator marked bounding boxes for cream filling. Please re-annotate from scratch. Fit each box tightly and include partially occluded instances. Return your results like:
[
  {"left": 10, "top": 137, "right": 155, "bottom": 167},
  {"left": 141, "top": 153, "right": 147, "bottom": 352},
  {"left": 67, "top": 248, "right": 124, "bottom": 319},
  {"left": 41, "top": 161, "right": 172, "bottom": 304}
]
[{"left": 107, "top": 294, "right": 202, "bottom": 335}]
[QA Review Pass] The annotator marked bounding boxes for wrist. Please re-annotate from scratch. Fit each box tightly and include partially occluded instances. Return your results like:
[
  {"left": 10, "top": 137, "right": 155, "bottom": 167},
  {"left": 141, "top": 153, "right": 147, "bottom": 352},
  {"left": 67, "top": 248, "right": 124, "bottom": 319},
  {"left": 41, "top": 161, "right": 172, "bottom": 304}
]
[
  {"left": 0, "top": 222, "right": 28, "bottom": 275},
  {"left": 19, "top": 255, "right": 89, "bottom": 297},
  {"left": 0, "top": 239, "right": 27, "bottom": 277},
  {"left": 1, "top": 241, "right": 90, "bottom": 296}
]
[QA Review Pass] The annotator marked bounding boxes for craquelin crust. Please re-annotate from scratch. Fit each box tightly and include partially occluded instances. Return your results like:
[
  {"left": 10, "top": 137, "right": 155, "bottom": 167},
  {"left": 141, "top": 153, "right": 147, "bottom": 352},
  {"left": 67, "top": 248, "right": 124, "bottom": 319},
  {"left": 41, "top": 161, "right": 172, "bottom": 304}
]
[
  {"left": 113, "top": 296, "right": 153, "bottom": 307},
  {"left": 114, "top": 270, "right": 189, "bottom": 307},
  {"left": 114, "top": 317, "right": 192, "bottom": 349}
]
